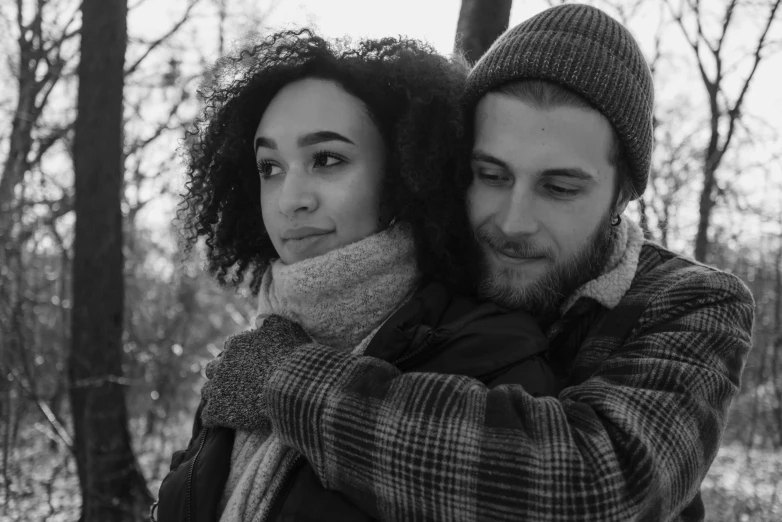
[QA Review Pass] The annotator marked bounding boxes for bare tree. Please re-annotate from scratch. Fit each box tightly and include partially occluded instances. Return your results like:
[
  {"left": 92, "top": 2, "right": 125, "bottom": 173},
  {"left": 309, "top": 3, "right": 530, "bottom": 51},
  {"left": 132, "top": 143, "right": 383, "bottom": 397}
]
[
  {"left": 0, "top": 0, "right": 78, "bottom": 234},
  {"left": 0, "top": 0, "right": 253, "bottom": 517},
  {"left": 69, "top": 0, "right": 152, "bottom": 519},
  {"left": 454, "top": 0, "right": 513, "bottom": 63},
  {"left": 770, "top": 224, "right": 782, "bottom": 446},
  {"left": 0, "top": 4, "right": 79, "bottom": 510},
  {"left": 665, "top": 0, "right": 781, "bottom": 262},
  {"left": 0, "top": 0, "right": 78, "bottom": 369}
]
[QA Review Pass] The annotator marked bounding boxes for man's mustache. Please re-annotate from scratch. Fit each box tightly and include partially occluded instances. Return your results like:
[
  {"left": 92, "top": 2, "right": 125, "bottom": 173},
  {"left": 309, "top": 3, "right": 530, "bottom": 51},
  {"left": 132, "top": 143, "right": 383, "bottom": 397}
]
[{"left": 474, "top": 227, "right": 554, "bottom": 260}]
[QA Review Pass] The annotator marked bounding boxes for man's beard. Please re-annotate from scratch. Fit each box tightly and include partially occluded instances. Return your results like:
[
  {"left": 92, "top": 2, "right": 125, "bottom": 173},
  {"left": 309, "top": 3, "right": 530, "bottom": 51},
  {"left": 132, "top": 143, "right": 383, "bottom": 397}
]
[{"left": 475, "top": 212, "right": 616, "bottom": 316}]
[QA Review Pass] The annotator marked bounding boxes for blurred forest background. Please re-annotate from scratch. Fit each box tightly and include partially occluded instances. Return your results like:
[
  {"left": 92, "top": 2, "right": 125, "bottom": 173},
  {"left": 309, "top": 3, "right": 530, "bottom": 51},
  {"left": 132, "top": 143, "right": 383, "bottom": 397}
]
[{"left": 0, "top": 0, "right": 781, "bottom": 520}]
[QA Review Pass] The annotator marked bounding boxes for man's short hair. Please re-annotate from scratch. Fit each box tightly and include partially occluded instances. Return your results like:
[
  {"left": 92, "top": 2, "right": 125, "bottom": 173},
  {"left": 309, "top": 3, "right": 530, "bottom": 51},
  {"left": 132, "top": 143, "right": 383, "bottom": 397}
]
[{"left": 494, "top": 80, "right": 637, "bottom": 206}]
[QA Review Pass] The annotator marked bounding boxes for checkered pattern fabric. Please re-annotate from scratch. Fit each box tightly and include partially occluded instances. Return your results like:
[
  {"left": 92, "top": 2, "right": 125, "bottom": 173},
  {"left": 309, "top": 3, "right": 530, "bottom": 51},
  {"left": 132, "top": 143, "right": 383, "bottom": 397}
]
[{"left": 265, "top": 242, "right": 754, "bottom": 522}]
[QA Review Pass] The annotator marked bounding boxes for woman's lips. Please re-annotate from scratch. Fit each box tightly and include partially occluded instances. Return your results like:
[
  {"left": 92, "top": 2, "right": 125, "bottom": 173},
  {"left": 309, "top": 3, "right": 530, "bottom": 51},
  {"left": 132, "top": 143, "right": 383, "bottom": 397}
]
[
  {"left": 280, "top": 226, "right": 333, "bottom": 240},
  {"left": 282, "top": 231, "right": 334, "bottom": 258}
]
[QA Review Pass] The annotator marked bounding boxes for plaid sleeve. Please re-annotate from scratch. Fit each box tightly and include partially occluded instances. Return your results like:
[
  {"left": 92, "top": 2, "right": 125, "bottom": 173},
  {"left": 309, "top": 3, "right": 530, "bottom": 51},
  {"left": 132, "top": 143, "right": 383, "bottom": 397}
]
[{"left": 266, "top": 268, "right": 754, "bottom": 522}]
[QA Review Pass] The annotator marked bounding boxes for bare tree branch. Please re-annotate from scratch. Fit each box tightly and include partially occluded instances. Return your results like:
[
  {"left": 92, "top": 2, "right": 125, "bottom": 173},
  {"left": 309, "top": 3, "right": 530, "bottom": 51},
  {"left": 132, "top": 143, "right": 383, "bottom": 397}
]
[
  {"left": 665, "top": 0, "right": 782, "bottom": 261},
  {"left": 719, "top": 0, "right": 781, "bottom": 163},
  {"left": 687, "top": 0, "right": 719, "bottom": 56},
  {"left": 16, "top": 0, "right": 24, "bottom": 34},
  {"left": 129, "top": 0, "right": 154, "bottom": 11},
  {"left": 124, "top": 88, "right": 188, "bottom": 154},
  {"left": 29, "top": 123, "right": 73, "bottom": 168},
  {"left": 124, "top": 0, "right": 201, "bottom": 77},
  {"left": 716, "top": 0, "right": 739, "bottom": 54},
  {"left": 648, "top": 1, "right": 668, "bottom": 89},
  {"left": 7, "top": 366, "right": 74, "bottom": 451},
  {"left": 667, "top": 0, "right": 713, "bottom": 89}
]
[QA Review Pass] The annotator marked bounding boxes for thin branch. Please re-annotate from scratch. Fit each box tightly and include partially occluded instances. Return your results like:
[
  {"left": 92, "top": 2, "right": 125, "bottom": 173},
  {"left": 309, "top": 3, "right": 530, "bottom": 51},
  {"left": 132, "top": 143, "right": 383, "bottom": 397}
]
[
  {"left": 15, "top": 0, "right": 24, "bottom": 33},
  {"left": 649, "top": 1, "right": 667, "bottom": 84},
  {"left": 28, "top": 124, "right": 73, "bottom": 168},
  {"left": 124, "top": 0, "right": 201, "bottom": 77},
  {"left": 129, "top": 0, "right": 154, "bottom": 11},
  {"left": 687, "top": 0, "right": 718, "bottom": 56},
  {"left": 7, "top": 366, "right": 74, "bottom": 451},
  {"left": 666, "top": 0, "right": 714, "bottom": 89},
  {"left": 719, "top": 0, "right": 781, "bottom": 161},
  {"left": 43, "top": 3, "right": 82, "bottom": 54},
  {"left": 124, "top": 91, "right": 187, "bottom": 154},
  {"left": 32, "top": 54, "right": 68, "bottom": 119},
  {"left": 716, "top": 0, "right": 739, "bottom": 54}
]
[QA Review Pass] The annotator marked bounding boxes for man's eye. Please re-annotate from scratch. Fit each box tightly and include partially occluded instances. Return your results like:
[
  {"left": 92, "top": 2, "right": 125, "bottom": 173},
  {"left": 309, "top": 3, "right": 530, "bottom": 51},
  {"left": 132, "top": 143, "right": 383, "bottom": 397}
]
[
  {"left": 313, "top": 151, "right": 346, "bottom": 169},
  {"left": 257, "top": 160, "right": 283, "bottom": 179},
  {"left": 477, "top": 170, "right": 510, "bottom": 186},
  {"left": 546, "top": 184, "right": 579, "bottom": 197}
]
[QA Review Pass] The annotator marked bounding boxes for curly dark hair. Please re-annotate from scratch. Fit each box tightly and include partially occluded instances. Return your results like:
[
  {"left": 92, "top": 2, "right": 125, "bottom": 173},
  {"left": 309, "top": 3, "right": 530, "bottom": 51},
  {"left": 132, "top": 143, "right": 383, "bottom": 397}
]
[{"left": 179, "top": 29, "right": 476, "bottom": 294}]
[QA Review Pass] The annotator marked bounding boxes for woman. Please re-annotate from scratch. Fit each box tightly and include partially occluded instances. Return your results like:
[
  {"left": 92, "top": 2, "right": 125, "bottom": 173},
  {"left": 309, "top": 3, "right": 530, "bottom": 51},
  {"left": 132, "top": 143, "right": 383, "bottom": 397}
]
[{"left": 155, "top": 30, "right": 561, "bottom": 522}]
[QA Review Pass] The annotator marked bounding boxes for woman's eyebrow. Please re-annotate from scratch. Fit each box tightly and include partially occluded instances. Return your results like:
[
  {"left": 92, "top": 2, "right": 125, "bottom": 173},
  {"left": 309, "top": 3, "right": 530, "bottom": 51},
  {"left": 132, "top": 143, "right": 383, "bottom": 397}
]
[
  {"left": 254, "top": 131, "right": 355, "bottom": 152},
  {"left": 298, "top": 131, "right": 355, "bottom": 147}
]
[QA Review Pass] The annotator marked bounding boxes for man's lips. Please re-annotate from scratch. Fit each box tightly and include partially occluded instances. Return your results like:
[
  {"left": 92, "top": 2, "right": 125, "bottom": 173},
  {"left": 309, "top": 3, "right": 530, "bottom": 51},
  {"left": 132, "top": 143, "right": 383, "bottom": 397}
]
[{"left": 485, "top": 243, "right": 548, "bottom": 264}]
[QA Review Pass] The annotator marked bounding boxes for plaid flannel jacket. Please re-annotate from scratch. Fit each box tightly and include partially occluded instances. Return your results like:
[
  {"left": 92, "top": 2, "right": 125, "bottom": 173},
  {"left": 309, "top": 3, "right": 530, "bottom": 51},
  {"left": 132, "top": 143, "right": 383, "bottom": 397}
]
[{"left": 265, "top": 242, "right": 754, "bottom": 522}]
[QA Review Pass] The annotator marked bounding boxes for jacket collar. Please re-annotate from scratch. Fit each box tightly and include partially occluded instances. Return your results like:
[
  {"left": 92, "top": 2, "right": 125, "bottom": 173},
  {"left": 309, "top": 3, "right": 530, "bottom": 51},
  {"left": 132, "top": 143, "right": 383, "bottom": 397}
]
[{"left": 560, "top": 216, "right": 645, "bottom": 316}]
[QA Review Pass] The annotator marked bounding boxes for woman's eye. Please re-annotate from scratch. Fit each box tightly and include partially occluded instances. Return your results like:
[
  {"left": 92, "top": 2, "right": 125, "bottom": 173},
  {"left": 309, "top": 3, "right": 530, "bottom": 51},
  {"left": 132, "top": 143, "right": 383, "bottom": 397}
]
[
  {"left": 313, "top": 151, "right": 346, "bottom": 169},
  {"left": 257, "top": 160, "right": 283, "bottom": 179}
]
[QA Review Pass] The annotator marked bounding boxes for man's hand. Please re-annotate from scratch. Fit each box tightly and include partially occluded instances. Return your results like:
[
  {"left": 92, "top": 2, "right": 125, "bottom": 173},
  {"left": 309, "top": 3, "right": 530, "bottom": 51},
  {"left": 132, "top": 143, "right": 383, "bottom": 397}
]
[{"left": 200, "top": 315, "right": 311, "bottom": 431}]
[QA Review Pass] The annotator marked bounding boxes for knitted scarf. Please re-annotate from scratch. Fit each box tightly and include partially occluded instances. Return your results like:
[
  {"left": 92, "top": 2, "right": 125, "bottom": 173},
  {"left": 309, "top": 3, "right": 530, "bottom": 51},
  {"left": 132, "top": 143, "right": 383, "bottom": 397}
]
[{"left": 219, "top": 225, "right": 420, "bottom": 522}]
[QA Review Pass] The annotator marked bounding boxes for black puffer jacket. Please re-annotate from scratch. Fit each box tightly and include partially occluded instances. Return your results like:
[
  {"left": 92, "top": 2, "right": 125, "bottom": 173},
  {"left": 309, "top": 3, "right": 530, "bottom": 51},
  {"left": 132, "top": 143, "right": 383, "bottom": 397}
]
[{"left": 154, "top": 283, "right": 564, "bottom": 522}]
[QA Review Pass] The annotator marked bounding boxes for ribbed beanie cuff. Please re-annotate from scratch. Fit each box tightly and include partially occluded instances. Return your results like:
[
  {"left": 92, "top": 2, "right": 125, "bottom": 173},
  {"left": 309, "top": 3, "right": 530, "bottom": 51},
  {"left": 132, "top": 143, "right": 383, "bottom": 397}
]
[{"left": 466, "top": 4, "right": 654, "bottom": 197}]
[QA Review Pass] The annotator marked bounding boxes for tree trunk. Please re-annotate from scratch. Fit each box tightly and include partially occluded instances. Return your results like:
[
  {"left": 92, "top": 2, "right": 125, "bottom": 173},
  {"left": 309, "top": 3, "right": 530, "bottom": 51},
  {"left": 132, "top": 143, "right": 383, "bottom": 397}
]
[
  {"left": 772, "top": 235, "right": 782, "bottom": 447},
  {"left": 69, "top": 0, "right": 151, "bottom": 520},
  {"left": 693, "top": 163, "right": 717, "bottom": 262},
  {"left": 693, "top": 98, "right": 721, "bottom": 263},
  {"left": 636, "top": 197, "right": 653, "bottom": 240},
  {"left": 454, "top": 0, "right": 513, "bottom": 64}
]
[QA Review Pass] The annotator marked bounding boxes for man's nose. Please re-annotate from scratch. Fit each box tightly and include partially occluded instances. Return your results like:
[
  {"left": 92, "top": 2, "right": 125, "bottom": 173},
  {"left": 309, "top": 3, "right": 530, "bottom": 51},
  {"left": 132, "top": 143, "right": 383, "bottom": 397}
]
[
  {"left": 277, "top": 168, "right": 317, "bottom": 217},
  {"left": 495, "top": 184, "right": 539, "bottom": 237}
]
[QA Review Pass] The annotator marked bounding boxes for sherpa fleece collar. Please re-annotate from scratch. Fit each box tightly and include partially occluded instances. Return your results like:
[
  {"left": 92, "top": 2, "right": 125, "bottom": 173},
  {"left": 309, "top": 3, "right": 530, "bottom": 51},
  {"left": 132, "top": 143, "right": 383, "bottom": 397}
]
[{"left": 560, "top": 216, "right": 644, "bottom": 315}]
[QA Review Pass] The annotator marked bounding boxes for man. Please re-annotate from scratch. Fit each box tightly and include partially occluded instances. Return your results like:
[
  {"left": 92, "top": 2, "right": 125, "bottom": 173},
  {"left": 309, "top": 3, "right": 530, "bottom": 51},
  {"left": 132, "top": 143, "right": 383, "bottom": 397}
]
[{"left": 202, "top": 4, "right": 753, "bottom": 521}]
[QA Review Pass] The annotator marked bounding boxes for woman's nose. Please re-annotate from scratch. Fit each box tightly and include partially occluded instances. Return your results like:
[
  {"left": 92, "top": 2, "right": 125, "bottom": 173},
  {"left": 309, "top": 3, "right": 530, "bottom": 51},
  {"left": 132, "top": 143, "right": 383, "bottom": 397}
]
[{"left": 277, "top": 169, "right": 317, "bottom": 217}]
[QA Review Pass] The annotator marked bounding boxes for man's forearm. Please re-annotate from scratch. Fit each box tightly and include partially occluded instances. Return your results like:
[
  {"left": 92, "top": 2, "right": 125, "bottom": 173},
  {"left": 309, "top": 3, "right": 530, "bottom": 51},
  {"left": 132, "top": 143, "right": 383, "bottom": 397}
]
[{"left": 265, "top": 274, "right": 753, "bottom": 521}]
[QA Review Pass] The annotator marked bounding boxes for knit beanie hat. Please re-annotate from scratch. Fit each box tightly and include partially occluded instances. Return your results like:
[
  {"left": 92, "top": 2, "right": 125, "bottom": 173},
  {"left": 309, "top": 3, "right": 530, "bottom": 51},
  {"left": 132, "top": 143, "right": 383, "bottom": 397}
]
[{"left": 466, "top": 3, "right": 654, "bottom": 198}]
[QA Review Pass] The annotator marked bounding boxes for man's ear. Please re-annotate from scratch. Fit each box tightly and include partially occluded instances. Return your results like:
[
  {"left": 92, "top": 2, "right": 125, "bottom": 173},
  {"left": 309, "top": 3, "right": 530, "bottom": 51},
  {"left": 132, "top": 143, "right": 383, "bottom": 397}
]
[
  {"left": 613, "top": 182, "right": 633, "bottom": 215},
  {"left": 614, "top": 194, "right": 630, "bottom": 216}
]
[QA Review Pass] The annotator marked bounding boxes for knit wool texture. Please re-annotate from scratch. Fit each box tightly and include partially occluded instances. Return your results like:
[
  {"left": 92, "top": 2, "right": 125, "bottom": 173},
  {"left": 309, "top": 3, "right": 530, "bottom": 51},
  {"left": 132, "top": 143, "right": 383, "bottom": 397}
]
[
  {"left": 256, "top": 224, "right": 421, "bottom": 351},
  {"left": 213, "top": 225, "right": 420, "bottom": 522},
  {"left": 466, "top": 3, "right": 655, "bottom": 197},
  {"left": 201, "top": 315, "right": 311, "bottom": 432}
]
